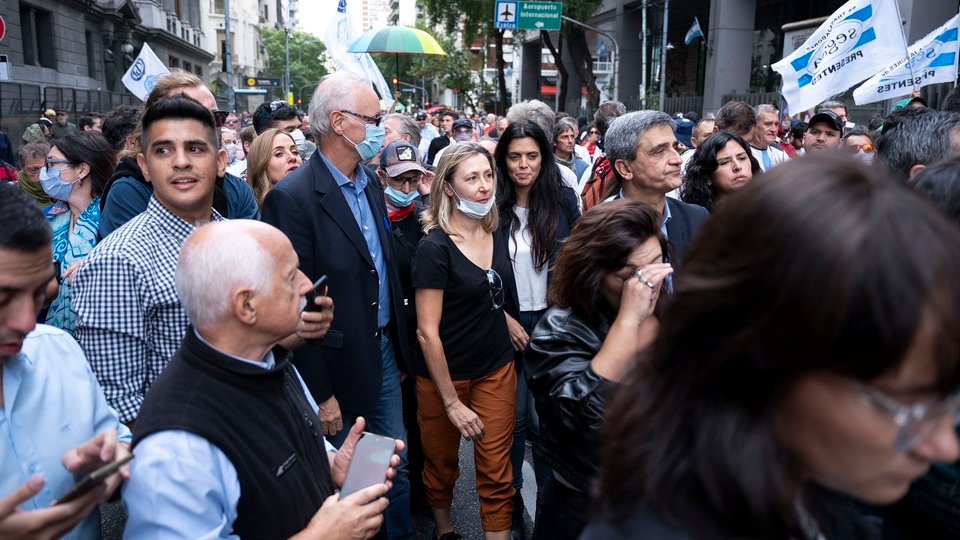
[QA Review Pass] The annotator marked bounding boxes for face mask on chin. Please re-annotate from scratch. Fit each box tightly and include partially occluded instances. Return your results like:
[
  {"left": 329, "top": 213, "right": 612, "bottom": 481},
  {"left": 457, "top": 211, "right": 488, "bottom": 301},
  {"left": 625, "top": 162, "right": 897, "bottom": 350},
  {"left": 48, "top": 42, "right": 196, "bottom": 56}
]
[
  {"left": 451, "top": 187, "right": 494, "bottom": 220},
  {"left": 384, "top": 185, "right": 418, "bottom": 208}
]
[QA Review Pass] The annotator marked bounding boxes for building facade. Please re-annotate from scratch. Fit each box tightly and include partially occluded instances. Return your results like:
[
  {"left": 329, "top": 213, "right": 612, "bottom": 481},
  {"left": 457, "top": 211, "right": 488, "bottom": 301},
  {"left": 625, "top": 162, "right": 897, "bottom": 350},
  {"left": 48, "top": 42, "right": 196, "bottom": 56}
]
[{"left": 0, "top": 0, "right": 213, "bottom": 153}]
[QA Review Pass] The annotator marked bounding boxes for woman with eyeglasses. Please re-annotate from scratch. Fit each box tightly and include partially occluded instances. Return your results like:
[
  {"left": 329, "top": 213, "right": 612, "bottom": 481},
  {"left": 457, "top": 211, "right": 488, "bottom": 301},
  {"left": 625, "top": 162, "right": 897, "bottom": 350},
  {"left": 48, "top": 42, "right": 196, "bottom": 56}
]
[
  {"left": 842, "top": 127, "right": 875, "bottom": 165},
  {"left": 41, "top": 132, "right": 117, "bottom": 333},
  {"left": 494, "top": 120, "right": 581, "bottom": 535},
  {"left": 583, "top": 154, "right": 960, "bottom": 540},
  {"left": 680, "top": 131, "right": 761, "bottom": 212},
  {"left": 413, "top": 143, "right": 519, "bottom": 540},
  {"left": 524, "top": 199, "right": 671, "bottom": 540},
  {"left": 245, "top": 128, "right": 302, "bottom": 208}
]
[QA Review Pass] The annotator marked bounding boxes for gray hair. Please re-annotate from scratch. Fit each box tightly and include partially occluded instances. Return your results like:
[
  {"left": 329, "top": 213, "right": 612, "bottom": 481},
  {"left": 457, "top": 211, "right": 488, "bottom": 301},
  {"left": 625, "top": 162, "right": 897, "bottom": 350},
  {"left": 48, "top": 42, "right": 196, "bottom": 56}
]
[
  {"left": 876, "top": 111, "right": 960, "bottom": 181},
  {"left": 604, "top": 111, "right": 677, "bottom": 164},
  {"left": 507, "top": 100, "right": 556, "bottom": 143},
  {"left": 308, "top": 72, "right": 369, "bottom": 139},
  {"left": 816, "top": 100, "right": 848, "bottom": 115},
  {"left": 755, "top": 103, "right": 778, "bottom": 117},
  {"left": 383, "top": 113, "right": 421, "bottom": 147},
  {"left": 594, "top": 100, "right": 627, "bottom": 135},
  {"left": 18, "top": 140, "right": 51, "bottom": 163},
  {"left": 175, "top": 224, "right": 275, "bottom": 328}
]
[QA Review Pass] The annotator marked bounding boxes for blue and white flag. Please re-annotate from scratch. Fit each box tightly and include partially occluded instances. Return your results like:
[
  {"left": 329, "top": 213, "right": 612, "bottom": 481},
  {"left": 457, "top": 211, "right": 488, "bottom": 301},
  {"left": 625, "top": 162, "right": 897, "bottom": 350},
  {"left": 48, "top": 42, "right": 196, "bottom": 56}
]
[
  {"left": 853, "top": 14, "right": 960, "bottom": 105},
  {"left": 685, "top": 18, "right": 704, "bottom": 46},
  {"left": 320, "top": 0, "right": 393, "bottom": 107},
  {"left": 772, "top": 0, "right": 905, "bottom": 114},
  {"left": 121, "top": 43, "right": 170, "bottom": 101}
]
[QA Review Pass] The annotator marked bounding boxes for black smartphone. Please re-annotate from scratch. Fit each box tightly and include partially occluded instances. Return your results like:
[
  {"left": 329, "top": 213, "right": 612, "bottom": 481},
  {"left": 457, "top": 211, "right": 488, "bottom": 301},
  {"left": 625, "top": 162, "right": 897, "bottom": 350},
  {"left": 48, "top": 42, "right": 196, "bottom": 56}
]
[
  {"left": 303, "top": 275, "right": 328, "bottom": 313},
  {"left": 54, "top": 453, "right": 134, "bottom": 505},
  {"left": 339, "top": 432, "right": 395, "bottom": 499}
]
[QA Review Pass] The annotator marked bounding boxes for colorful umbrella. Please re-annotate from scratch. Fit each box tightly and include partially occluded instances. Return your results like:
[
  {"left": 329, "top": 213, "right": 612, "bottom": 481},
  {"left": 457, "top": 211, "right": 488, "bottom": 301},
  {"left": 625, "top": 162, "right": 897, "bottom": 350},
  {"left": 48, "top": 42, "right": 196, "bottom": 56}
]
[{"left": 347, "top": 26, "right": 446, "bottom": 96}]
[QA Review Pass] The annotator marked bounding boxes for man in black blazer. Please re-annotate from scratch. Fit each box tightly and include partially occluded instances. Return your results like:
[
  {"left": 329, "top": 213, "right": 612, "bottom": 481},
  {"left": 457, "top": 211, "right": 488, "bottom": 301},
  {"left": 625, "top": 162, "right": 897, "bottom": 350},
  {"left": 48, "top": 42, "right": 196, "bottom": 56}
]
[
  {"left": 261, "top": 72, "right": 413, "bottom": 539},
  {"left": 603, "top": 110, "right": 710, "bottom": 272}
]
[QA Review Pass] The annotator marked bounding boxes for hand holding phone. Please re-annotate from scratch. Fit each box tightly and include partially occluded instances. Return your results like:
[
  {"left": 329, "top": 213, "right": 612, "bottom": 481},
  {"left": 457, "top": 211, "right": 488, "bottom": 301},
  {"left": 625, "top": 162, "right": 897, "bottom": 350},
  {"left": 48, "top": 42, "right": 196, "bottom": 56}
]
[
  {"left": 303, "top": 275, "right": 328, "bottom": 313},
  {"left": 339, "top": 433, "right": 396, "bottom": 499},
  {"left": 54, "top": 453, "right": 134, "bottom": 505}
]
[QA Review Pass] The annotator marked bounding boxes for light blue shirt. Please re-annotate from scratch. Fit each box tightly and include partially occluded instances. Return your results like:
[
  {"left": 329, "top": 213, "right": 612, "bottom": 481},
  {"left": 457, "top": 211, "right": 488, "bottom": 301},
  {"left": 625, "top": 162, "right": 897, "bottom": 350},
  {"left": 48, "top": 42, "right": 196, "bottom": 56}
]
[
  {"left": 0, "top": 325, "right": 131, "bottom": 540},
  {"left": 318, "top": 150, "right": 391, "bottom": 328},
  {"left": 122, "top": 332, "right": 335, "bottom": 539}
]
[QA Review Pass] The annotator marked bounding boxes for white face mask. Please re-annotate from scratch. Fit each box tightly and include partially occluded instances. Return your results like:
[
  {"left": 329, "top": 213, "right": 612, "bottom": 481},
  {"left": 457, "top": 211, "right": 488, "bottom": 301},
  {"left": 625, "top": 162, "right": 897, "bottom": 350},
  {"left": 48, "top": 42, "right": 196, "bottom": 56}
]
[
  {"left": 452, "top": 187, "right": 495, "bottom": 220},
  {"left": 290, "top": 129, "right": 307, "bottom": 155}
]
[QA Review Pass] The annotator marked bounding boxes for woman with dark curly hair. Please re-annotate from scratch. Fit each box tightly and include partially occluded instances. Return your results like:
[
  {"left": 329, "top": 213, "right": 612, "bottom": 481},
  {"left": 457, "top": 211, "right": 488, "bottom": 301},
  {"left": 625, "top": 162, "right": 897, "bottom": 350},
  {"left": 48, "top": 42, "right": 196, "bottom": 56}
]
[{"left": 680, "top": 131, "right": 759, "bottom": 212}]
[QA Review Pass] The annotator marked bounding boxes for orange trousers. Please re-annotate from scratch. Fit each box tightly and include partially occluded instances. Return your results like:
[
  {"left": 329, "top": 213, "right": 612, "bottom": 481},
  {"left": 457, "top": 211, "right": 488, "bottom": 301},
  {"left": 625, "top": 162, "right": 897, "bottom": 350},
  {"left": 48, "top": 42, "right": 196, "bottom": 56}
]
[{"left": 416, "top": 361, "right": 517, "bottom": 532}]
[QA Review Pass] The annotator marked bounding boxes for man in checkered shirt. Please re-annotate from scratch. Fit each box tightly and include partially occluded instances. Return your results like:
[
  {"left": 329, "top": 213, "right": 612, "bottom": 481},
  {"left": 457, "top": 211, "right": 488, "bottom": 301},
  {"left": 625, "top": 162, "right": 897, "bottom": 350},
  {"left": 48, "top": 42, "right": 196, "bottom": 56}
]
[{"left": 72, "top": 95, "right": 332, "bottom": 425}]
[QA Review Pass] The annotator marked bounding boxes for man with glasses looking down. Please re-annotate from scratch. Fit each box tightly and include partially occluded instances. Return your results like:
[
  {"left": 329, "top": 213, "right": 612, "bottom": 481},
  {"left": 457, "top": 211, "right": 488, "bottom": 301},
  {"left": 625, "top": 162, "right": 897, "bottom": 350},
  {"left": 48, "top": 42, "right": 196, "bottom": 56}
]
[{"left": 261, "top": 72, "right": 414, "bottom": 539}]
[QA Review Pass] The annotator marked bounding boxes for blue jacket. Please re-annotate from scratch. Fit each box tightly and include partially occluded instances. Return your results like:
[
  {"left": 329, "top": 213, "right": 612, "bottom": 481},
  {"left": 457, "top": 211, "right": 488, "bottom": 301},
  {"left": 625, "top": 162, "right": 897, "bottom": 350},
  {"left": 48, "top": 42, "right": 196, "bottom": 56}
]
[{"left": 99, "top": 157, "right": 258, "bottom": 238}]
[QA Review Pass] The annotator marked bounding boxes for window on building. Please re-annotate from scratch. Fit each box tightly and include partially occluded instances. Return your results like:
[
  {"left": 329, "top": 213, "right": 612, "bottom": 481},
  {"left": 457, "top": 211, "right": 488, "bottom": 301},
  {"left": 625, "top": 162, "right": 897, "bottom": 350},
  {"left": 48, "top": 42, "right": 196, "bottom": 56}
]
[
  {"left": 195, "top": 65, "right": 203, "bottom": 77},
  {"left": 169, "top": 56, "right": 180, "bottom": 69},
  {"left": 85, "top": 31, "right": 98, "bottom": 79},
  {"left": 184, "top": 61, "right": 192, "bottom": 73},
  {"left": 215, "top": 0, "right": 224, "bottom": 14},
  {"left": 19, "top": 3, "right": 56, "bottom": 69}
]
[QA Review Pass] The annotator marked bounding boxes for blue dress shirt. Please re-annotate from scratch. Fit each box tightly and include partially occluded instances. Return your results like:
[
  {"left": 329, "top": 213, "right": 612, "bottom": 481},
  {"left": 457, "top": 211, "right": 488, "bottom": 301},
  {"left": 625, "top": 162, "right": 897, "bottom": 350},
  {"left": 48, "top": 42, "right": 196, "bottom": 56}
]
[
  {"left": 318, "top": 150, "right": 391, "bottom": 328},
  {"left": 122, "top": 332, "right": 336, "bottom": 539},
  {"left": 0, "top": 325, "right": 132, "bottom": 540}
]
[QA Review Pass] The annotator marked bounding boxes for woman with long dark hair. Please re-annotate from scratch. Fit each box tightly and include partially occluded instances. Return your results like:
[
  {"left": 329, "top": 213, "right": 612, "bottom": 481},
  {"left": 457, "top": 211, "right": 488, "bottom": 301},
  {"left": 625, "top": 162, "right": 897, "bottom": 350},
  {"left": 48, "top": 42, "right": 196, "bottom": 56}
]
[
  {"left": 585, "top": 154, "right": 960, "bottom": 539},
  {"left": 41, "top": 132, "right": 117, "bottom": 332},
  {"left": 494, "top": 120, "right": 580, "bottom": 533},
  {"left": 525, "top": 199, "right": 671, "bottom": 540},
  {"left": 680, "top": 131, "right": 760, "bottom": 212}
]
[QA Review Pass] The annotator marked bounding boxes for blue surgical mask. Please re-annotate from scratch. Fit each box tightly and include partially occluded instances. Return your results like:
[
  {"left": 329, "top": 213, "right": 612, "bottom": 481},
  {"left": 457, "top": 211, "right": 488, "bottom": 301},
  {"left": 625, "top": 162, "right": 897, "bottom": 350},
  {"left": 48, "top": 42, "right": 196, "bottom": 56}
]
[
  {"left": 344, "top": 123, "right": 386, "bottom": 162},
  {"left": 452, "top": 188, "right": 495, "bottom": 220},
  {"left": 385, "top": 185, "right": 418, "bottom": 208},
  {"left": 39, "top": 166, "right": 78, "bottom": 201}
]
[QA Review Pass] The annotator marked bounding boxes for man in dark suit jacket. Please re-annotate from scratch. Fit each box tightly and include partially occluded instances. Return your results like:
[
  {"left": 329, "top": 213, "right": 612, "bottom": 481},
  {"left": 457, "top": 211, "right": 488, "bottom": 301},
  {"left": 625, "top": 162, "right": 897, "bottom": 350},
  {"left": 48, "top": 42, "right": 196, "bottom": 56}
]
[
  {"left": 603, "top": 110, "right": 710, "bottom": 272},
  {"left": 261, "top": 72, "right": 413, "bottom": 539}
]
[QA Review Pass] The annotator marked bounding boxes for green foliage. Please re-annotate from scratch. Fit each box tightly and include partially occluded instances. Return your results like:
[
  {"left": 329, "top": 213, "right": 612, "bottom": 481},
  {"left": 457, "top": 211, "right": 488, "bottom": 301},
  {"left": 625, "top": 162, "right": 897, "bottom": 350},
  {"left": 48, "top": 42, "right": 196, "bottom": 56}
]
[
  {"left": 420, "top": 0, "right": 606, "bottom": 112},
  {"left": 261, "top": 27, "right": 329, "bottom": 106}
]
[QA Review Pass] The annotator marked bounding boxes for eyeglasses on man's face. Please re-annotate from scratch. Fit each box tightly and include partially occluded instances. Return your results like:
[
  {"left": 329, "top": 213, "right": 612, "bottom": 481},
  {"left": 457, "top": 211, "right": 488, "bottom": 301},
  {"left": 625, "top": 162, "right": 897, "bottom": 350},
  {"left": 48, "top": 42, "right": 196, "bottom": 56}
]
[{"left": 340, "top": 109, "right": 384, "bottom": 128}]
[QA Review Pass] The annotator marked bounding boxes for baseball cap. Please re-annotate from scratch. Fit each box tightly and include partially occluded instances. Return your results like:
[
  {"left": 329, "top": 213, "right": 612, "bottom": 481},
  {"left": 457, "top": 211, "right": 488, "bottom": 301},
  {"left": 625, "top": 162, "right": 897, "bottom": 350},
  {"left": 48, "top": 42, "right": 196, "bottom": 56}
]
[
  {"left": 807, "top": 111, "right": 843, "bottom": 132},
  {"left": 452, "top": 119, "right": 474, "bottom": 132},
  {"left": 415, "top": 112, "right": 427, "bottom": 121},
  {"left": 380, "top": 140, "right": 426, "bottom": 177}
]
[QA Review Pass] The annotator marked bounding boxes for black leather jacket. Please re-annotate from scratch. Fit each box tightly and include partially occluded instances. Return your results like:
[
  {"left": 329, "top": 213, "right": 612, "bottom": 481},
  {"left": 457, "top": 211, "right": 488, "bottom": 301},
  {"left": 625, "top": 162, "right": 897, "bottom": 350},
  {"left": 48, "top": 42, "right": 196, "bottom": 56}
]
[{"left": 524, "top": 306, "right": 614, "bottom": 492}]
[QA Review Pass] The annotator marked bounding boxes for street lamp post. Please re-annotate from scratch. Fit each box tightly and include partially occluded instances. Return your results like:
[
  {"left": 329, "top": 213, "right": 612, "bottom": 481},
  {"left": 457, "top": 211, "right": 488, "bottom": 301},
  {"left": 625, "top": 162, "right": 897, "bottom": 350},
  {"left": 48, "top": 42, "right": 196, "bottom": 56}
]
[
  {"left": 560, "top": 15, "right": 620, "bottom": 102},
  {"left": 224, "top": 0, "right": 235, "bottom": 113},
  {"left": 658, "top": 0, "right": 669, "bottom": 112}
]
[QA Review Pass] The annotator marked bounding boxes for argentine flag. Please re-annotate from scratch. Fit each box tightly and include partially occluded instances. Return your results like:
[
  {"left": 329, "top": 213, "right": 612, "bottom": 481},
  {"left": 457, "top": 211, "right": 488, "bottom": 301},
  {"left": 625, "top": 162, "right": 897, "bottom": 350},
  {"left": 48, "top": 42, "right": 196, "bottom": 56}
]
[
  {"left": 685, "top": 18, "right": 704, "bottom": 46},
  {"left": 853, "top": 14, "right": 960, "bottom": 105},
  {"left": 772, "top": 0, "right": 905, "bottom": 114},
  {"left": 121, "top": 44, "right": 170, "bottom": 102}
]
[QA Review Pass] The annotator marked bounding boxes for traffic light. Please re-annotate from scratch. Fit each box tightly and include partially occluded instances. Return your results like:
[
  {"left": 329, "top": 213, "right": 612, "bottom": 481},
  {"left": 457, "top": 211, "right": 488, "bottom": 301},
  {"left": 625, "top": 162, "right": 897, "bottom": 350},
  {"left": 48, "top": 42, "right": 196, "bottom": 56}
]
[
  {"left": 425, "top": 100, "right": 430, "bottom": 107},
  {"left": 297, "top": 98, "right": 302, "bottom": 105},
  {"left": 392, "top": 78, "right": 399, "bottom": 86}
]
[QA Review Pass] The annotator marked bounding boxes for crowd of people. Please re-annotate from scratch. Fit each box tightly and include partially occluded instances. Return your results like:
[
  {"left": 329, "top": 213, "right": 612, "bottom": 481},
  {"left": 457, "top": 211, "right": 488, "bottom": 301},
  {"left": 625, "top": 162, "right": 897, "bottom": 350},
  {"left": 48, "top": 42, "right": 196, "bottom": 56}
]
[{"left": 3, "top": 67, "right": 960, "bottom": 540}]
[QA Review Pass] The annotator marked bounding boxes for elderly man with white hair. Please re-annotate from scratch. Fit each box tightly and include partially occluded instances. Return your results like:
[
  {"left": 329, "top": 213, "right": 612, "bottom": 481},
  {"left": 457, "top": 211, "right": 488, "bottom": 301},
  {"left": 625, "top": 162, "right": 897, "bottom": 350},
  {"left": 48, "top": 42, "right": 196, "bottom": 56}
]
[
  {"left": 124, "top": 220, "right": 402, "bottom": 539},
  {"left": 261, "top": 72, "right": 414, "bottom": 539}
]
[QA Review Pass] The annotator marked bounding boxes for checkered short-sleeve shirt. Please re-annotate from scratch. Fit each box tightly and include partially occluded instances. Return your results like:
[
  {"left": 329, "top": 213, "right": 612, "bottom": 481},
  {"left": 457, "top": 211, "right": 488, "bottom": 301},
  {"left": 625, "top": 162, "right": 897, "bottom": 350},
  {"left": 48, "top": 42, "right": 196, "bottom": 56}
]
[{"left": 73, "top": 197, "right": 223, "bottom": 423}]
